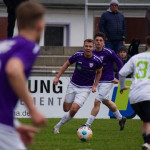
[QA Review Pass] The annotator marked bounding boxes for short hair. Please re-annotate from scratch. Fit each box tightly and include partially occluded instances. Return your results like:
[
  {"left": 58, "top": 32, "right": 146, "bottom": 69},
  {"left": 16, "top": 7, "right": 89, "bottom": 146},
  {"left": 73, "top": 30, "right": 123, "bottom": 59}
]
[
  {"left": 16, "top": 1, "right": 45, "bottom": 29},
  {"left": 94, "top": 32, "right": 105, "bottom": 40},
  {"left": 146, "top": 36, "right": 150, "bottom": 47},
  {"left": 84, "top": 39, "right": 94, "bottom": 45}
]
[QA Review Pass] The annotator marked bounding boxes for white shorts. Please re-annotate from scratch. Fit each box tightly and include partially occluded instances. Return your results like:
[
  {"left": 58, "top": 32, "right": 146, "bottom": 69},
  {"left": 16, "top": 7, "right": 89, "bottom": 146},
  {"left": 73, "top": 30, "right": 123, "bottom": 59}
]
[
  {"left": 64, "top": 82, "right": 91, "bottom": 107},
  {"left": 96, "top": 82, "right": 113, "bottom": 102},
  {"left": 0, "top": 123, "right": 26, "bottom": 150}
]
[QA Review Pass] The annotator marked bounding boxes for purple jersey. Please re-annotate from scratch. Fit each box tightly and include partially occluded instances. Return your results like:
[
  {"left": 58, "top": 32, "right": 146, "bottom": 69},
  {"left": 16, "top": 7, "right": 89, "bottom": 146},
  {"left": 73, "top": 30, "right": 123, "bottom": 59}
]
[
  {"left": 93, "top": 47, "right": 123, "bottom": 82},
  {"left": 0, "top": 36, "right": 40, "bottom": 127},
  {"left": 69, "top": 50, "right": 102, "bottom": 88}
]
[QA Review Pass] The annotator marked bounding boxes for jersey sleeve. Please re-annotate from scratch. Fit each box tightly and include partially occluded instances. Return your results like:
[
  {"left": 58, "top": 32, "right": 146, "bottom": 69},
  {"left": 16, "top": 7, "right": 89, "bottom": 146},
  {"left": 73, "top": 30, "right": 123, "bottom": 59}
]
[
  {"left": 69, "top": 51, "right": 81, "bottom": 64},
  {"left": 119, "top": 57, "right": 134, "bottom": 77},
  {"left": 111, "top": 51, "right": 123, "bottom": 79},
  {"left": 96, "top": 59, "right": 103, "bottom": 71},
  {"left": 69, "top": 55, "right": 76, "bottom": 64},
  {"left": 11, "top": 43, "right": 40, "bottom": 71}
]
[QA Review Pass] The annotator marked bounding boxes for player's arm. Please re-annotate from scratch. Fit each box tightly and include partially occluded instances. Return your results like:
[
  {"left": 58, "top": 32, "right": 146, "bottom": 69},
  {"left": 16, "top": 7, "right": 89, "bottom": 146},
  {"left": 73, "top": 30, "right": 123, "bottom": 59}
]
[
  {"left": 92, "top": 68, "right": 102, "bottom": 93},
  {"left": 119, "top": 57, "right": 133, "bottom": 94},
  {"left": 119, "top": 75, "right": 129, "bottom": 94},
  {"left": 53, "top": 60, "right": 71, "bottom": 85},
  {"left": 112, "top": 52, "right": 124, "bottom": 83},
  {"left": 5, "top": 58, "right": 46, "bottom": 126}
]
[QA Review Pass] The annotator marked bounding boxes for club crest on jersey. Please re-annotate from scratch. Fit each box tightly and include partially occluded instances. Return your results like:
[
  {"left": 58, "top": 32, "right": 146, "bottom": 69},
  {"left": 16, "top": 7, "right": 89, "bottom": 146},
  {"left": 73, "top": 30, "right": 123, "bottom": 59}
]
[
  {"left": 89, "top": 63, "right": 94, "bottom": 68},
  {"left": 100, "top": 56, "right": 104, "bottom": 61}
]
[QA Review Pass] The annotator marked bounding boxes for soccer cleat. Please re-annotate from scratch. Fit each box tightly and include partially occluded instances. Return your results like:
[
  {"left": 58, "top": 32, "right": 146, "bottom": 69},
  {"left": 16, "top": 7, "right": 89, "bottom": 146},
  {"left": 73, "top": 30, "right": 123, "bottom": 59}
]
[
  {"left": 85, "top": 124, "right": 90, "bottom": 128},
  {"left": 54, "top": 125, "right": 60, "bottom": 134},
  {"left": 142, "top": 143, "right": 150, "bottom": 150},
  {"left": 119, "top": 117, "right": 126, "bottom": 131}
]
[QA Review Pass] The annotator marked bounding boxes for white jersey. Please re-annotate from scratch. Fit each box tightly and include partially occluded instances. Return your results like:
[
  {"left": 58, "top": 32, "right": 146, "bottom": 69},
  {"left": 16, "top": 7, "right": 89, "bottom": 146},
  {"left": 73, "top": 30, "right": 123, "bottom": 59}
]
[{"left": 119, "top": 51, "right": 150, "bottom": 104}]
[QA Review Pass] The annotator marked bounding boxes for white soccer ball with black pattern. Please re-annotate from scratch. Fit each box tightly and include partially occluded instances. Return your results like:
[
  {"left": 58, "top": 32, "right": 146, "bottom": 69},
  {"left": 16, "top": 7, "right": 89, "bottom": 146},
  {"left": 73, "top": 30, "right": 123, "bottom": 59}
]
[{"left": 77, "top": 126, "right": 93, "bottom": 142}]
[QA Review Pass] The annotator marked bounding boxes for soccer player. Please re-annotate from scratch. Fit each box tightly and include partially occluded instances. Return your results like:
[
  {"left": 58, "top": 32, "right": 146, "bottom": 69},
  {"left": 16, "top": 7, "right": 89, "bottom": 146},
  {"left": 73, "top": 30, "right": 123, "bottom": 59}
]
[
  {"left": 0, "top": 2, "right": 47, "bottom": 150},
  {"left": 85, "top": 32, "right": 126, "bottom": 130},
  {"left": 53, "top": 39, "right": 103, "bottom": 134},
  {"left": 119, "top": 36, "right": 150, "bottom": 150}
]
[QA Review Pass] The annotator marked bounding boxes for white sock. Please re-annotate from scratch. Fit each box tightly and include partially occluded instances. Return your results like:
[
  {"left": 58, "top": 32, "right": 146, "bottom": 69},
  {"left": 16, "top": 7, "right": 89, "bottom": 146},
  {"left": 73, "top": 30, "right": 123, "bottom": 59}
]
[
  {"left": 113, "top": 110, "right": 122, "bottom": 120},
  {"left": 85, "top": 115, "right": 96, "bottom": 127},
  {"left": 56, "top": 111, "right": 72, "bottom": 128}
]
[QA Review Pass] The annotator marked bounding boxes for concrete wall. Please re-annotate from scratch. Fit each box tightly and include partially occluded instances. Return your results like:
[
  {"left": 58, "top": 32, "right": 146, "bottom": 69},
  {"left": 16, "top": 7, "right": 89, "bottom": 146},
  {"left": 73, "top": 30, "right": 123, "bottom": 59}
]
[
  {"left": 0, "top": 5, "right": 147, "bottom": 46},
  {"left": 39, "top": 9, "right": 94, "bottom": 47},
  {"left": 29, "top": 8, "right": 148, "bottom": 47}
]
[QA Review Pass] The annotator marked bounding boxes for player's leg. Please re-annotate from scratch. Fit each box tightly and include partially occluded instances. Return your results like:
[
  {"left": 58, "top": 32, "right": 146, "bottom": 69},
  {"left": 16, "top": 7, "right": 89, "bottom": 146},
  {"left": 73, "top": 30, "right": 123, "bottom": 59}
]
[
  {"left": 85, "top": 83, "right": 103, "bottom": 127},
  {"left": 142, "top": 122, "right": 150, "bottom": 150},
  {"left": 63, "top": 102, "right": 72, "bottom": 112},
  {"left": 70, "top": 87, "right": 91, "bottom": 118},
  {"left": 95, "top": 82, "right": 126, "bottom": 130},
  {"left": 102, "top": 100, "right": 126, "bottom": 130},
  {"left": 85, "top": 99, "right": 101, "bottom": 127},
  {"left": 102, "top": 100, "right": 122, "bottom": 119},
  {"left": 54, "top": 101, "right": 81, "bottom": 134},
  {"left": 69, "top": 102, "right": 80, "bottom": 117},
  {"left": 54, "top": 103, "right": 74, "bottom": 134},
  {"left": 54, "top": 84, "right": 91, "bottom": 134},
  {"left": 132, "top": 101, "right": 150, "bottom": 149},
  {"left": 54, "top": 83, "right": 75, "bottom": 134}
]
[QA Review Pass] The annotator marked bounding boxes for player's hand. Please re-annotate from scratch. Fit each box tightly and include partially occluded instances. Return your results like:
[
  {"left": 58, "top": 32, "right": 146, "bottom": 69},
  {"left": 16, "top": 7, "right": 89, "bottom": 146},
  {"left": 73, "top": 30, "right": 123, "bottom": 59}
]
[
  {"left": 113, "top": 78, "right": 119, "bottom": 84},
  {"left": 30, "top": 108, "right": 47, "bottom": 126},
  {"left": 92, "top": 86, "right": 96, "bottom": 93},
  {"left": 16, "top": 124, "right": 39, "bottom": 146},
  {"left": 120, "top": 86, "right": 130, "bottom": 94},
  {"left": 53, "top": 77, "right": 59, "bottom": 85}
]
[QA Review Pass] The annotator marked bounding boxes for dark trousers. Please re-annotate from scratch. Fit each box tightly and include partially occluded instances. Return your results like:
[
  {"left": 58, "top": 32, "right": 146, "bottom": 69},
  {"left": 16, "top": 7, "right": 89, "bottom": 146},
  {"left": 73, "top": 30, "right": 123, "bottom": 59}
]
[
  {"left": 105, "top": 40, "right": 122, "bottom": 54},
  {"left": 3, "top": 0, "right": 28, "bottom": 37}
]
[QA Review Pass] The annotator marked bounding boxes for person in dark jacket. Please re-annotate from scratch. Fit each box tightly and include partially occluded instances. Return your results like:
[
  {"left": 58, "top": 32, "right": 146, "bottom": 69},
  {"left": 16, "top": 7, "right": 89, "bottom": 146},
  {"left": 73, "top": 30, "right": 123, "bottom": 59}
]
[
  {"left": 3, "top": 0, "right": 28, "bottom": 37},
  {"left": 99, "top": 0, "right": 126, "bottom": 53},
  {"left": 114, "top": 46, "right": 132, "bottom": 78}
]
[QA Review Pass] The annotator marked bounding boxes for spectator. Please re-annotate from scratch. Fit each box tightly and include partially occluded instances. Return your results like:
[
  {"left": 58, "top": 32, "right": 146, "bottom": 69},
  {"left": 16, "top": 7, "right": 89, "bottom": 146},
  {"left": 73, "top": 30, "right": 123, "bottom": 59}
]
[
  {"left": 3, "top": 0, "right": 28, "bottom": 37},
  {"left": 99, "top": 0, "right": 126, "bottom": 53},
  {"left": 114, "top": 46, "right": 132, "bottom": 78},
  {"left": 118, "top": 46, "right": 131, "bottom": 64}
]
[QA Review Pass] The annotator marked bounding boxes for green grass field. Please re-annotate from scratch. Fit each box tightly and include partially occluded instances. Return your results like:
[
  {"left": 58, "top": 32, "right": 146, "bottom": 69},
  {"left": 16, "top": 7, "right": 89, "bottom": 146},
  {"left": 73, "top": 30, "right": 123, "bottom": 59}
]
[{"left": 20, "top": 118, "right": 143, "bottom": 150}]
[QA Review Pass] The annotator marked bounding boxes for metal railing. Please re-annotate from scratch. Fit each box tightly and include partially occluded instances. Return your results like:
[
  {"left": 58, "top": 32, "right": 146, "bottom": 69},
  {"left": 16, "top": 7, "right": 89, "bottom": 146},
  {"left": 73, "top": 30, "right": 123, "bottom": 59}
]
[{"left": 32, "top": 69, "right": 73, "bottom": 74}]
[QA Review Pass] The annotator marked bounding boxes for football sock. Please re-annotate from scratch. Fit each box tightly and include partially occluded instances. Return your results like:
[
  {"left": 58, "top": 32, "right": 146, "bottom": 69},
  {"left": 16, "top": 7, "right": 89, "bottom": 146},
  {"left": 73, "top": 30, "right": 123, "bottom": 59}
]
[
  {"left": 56, "top": 111, "right": 72, "bottom": 128},
  {"left": 142, "top": 132, "right": 147, "bottom": 143},
  {"left": 113, "top": 110, "right": 122, "bottom": 120},
  {"left": 85, "top": 115, "right": 95, "bottom": 127}
]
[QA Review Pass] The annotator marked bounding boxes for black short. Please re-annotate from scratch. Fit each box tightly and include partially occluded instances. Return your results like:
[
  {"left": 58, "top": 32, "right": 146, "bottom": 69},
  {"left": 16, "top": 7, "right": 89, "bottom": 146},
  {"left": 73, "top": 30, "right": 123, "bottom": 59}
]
[{"left": 131, "top": 101, "right": 150, "bottom": 122}]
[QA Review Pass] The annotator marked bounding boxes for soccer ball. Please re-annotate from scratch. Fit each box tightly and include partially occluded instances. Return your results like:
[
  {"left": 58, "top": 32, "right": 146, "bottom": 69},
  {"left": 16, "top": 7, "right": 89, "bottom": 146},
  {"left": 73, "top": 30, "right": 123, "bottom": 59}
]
[{"left": 77, "top": 126, "right": 93, "bottom": 142}]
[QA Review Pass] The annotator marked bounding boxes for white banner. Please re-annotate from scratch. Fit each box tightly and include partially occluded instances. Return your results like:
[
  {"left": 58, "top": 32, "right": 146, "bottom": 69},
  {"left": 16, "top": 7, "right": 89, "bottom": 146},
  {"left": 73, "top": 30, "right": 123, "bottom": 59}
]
[{"left": 14, "top": 77, "right": 138, "bottom": 119}]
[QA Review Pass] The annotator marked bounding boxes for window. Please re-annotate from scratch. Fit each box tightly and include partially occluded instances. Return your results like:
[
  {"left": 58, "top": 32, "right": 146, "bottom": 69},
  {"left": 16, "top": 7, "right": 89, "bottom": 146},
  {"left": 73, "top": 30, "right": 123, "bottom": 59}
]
[{"left": 44, "top": 24, "right": 70, "bottom": 46}]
